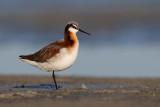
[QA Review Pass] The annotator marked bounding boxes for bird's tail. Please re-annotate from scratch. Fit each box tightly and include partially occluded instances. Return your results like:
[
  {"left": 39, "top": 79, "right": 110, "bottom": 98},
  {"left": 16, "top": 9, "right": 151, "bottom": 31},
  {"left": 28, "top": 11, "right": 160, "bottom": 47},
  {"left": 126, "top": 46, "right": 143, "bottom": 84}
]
[{"left": 19, "top": 55, "right": 33, "bottom": 60}]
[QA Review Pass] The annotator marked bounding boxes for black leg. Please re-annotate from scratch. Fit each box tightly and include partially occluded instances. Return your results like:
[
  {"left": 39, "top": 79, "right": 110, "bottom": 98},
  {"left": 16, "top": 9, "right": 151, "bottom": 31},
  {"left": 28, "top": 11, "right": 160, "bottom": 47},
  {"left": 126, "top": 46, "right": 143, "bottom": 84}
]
[{"left": 52, "top": 71, "right": 58, "bottom": 89}]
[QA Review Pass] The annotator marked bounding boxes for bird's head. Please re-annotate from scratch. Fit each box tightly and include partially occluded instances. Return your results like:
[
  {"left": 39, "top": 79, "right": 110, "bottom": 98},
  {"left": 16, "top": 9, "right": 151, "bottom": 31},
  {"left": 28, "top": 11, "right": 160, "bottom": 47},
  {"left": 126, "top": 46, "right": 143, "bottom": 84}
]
[{"left": 65, "top": 21, "right": 91, "bottom": 35}]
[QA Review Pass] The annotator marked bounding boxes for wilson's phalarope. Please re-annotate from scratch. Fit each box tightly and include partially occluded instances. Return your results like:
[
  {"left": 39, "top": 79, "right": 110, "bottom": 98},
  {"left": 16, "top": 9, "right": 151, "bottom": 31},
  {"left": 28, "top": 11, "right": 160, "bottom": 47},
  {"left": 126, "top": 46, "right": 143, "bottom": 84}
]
[{"left": 19, "top": 21, "right": 90, "bottom": 89}]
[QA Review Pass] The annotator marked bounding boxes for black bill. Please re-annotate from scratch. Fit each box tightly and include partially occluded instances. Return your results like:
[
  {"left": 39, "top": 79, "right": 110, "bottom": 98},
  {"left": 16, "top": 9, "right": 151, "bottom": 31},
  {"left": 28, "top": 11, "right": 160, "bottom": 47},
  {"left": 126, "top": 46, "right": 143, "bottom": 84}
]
[{"left": 79, "top": 29, "right": 91, "bottom": 35}]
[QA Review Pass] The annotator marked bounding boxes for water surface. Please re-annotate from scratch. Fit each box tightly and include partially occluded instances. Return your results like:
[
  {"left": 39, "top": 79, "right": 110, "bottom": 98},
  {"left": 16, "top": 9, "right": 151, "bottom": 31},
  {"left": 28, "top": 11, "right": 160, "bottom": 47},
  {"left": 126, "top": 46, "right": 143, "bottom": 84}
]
[{"left": 0, "top": 22, "right": 160, "bottom": 77}]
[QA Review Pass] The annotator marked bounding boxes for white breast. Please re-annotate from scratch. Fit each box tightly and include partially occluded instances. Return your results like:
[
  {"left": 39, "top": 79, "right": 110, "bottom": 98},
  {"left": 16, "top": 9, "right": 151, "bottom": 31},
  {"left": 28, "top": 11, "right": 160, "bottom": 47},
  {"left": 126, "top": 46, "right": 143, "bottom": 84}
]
[{"left": 37, "top": 45, "right": 79, "bottom": 72}]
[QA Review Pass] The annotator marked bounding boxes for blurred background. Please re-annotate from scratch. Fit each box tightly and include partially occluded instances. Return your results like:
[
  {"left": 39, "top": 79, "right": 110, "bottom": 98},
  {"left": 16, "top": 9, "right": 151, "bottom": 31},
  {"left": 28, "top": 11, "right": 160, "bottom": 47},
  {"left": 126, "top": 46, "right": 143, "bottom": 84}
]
[{"left": 0, "top": 0, "right": 160, "bottom": 77}]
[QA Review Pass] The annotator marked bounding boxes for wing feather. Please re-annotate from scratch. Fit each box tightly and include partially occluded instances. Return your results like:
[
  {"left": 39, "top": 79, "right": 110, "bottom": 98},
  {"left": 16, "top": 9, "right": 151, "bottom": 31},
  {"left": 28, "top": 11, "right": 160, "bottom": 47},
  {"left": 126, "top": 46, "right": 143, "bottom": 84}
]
[{"left": 19, "top": 43, "right": 62, "bottom": 62}]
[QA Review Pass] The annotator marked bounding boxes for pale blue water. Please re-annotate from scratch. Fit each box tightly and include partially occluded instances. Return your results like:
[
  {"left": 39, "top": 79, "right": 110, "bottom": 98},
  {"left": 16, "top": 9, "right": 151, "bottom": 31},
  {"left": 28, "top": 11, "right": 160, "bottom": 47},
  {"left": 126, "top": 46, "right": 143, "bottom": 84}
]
[
  {"left": 1, "top": 43, "right": 159, "bottom": 77},
  {"left": 0, "top": 23, "right": 160, "bottom": 77}
]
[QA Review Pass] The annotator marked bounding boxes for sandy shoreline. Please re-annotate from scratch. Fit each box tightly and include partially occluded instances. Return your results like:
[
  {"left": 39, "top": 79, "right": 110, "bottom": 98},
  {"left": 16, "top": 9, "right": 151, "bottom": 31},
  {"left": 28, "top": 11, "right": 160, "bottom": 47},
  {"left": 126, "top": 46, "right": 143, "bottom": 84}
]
[{"left": 0, "top": 75, "right": 160, "bottom": 107}]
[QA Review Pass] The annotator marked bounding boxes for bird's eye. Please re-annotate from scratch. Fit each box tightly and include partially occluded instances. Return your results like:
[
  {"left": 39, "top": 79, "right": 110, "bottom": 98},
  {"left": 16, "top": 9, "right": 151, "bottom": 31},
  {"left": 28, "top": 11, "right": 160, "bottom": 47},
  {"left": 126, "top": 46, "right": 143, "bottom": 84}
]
[{"left": 72, "top": 24, "right": 78, "bottom": 29}]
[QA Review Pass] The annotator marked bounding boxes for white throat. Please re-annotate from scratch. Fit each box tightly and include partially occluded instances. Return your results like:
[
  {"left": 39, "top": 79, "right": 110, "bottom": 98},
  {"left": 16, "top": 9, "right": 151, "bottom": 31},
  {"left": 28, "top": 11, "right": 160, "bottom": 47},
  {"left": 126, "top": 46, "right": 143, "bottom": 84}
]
[{"left": 68, "top": 27, "right": 78, "bottom": 34}]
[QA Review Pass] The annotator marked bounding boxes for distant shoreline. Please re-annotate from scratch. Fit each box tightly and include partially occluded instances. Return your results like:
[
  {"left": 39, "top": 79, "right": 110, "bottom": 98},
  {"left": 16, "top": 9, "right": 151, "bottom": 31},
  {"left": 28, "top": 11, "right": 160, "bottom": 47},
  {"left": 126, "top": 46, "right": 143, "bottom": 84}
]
[{"left": 0, "top": 6, "right": 160, "bottom": 31}]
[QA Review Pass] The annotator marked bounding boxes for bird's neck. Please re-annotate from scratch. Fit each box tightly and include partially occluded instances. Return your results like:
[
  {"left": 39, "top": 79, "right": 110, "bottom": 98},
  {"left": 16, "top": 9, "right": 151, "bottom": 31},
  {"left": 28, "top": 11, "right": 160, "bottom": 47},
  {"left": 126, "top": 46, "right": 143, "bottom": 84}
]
[{"left": 64, "top": 31, "right": 79, "bottom": 48}]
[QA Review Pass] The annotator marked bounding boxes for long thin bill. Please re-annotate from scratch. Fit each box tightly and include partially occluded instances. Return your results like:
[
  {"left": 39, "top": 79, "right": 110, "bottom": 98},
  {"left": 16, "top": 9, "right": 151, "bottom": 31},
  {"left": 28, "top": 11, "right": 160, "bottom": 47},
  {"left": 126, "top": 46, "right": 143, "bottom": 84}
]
[{"left": 79, "top": 29, "right": 91, "bottom": 35}]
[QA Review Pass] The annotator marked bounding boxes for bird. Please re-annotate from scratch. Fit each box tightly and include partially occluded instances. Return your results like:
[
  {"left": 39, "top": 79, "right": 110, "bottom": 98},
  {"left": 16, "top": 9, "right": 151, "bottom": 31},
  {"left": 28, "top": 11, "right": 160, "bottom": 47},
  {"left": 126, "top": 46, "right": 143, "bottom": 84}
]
[{"left": 19, "top": 21, "right": 91, "bottom": 89}]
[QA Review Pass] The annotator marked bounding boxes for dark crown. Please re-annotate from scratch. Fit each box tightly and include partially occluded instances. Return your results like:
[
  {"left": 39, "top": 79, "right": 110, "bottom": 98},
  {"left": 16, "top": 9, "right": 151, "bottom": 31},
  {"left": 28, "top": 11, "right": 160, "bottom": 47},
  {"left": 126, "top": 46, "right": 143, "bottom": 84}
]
[{"left": 65, "top": 21, "right": 79, "bottom": 32}]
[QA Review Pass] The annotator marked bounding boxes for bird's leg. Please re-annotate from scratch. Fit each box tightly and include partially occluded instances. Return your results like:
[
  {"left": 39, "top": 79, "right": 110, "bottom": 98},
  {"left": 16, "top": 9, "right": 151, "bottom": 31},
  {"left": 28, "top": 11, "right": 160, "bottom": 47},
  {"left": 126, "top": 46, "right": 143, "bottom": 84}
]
[{"left": 52, "top": 71, "right": 58, "bottom": 89}]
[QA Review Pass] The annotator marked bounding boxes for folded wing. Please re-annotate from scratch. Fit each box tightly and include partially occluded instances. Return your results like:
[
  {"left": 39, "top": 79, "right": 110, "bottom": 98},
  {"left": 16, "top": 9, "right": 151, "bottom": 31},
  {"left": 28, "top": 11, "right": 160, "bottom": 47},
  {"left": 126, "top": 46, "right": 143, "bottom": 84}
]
[{"left": 19, "top": 43, "right": 62, "bottom": 63}]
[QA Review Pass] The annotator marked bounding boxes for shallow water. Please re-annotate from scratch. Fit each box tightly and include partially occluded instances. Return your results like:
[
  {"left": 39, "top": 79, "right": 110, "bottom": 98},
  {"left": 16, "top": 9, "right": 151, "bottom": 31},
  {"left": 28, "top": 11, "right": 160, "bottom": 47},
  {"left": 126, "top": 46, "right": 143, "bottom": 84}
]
[
  {"left": 0, "top": 23, "right": 160, "bottom": 77},
  {"left": 0, "top": 84, "right": 138, "bottom": 90}
]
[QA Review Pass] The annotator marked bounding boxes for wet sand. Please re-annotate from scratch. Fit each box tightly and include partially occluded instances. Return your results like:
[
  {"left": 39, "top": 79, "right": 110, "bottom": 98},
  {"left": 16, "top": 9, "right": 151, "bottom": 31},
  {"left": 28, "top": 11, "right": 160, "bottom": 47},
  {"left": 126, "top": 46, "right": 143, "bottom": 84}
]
[{"left": 0, "top": 75, "right": 160, "bottom": 107}]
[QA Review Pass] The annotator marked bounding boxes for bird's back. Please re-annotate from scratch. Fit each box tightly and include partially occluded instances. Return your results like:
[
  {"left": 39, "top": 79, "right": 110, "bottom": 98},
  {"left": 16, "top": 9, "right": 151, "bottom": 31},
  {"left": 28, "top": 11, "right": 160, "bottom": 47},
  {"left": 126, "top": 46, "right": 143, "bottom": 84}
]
[
  {"left": 19, "top": 37, "right": 79, "bottom": 72},
  {"left": 19, "top": 43, "right": 63, "bottom": 63}
]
